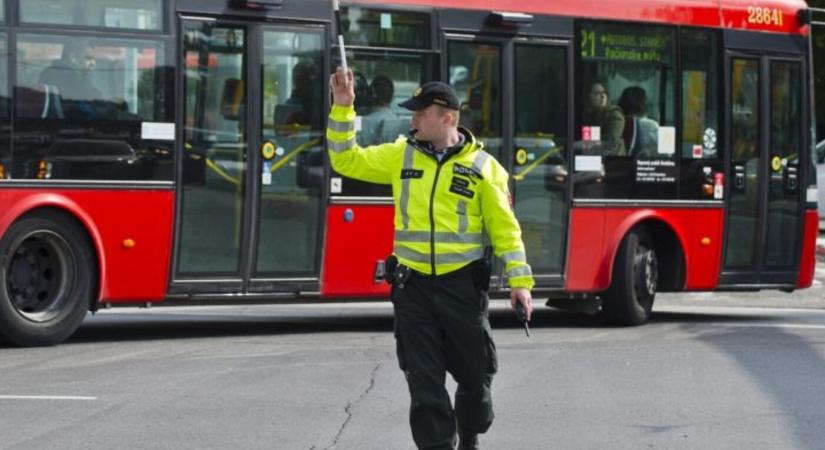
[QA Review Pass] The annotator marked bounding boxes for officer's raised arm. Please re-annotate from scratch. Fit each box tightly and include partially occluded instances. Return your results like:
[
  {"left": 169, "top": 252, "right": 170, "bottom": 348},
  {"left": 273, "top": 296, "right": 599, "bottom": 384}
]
[{"left": 326, "top": 66, "right": 395, "bottom": 184}]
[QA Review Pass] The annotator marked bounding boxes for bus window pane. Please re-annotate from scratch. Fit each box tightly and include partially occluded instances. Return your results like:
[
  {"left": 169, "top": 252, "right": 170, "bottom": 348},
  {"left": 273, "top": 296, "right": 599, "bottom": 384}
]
[
  {"left": 765, "top": 61, "right": 802, "bottom": 268},
  {"left": 0, "top": 36, "right": 9, "bottom": 179},
  {"left": 448, "top": 41, "right": 502, "bottom": 161},
  {"left": 331, "top": 51, "right": 427, "bottom": 196},
  {"left": 725, "top": 58, "right": 760, "bottom": 268},
  {"left": 178, "top": 23, "right": 246, "bottom": 275},
  {"left": 679, "top": 29, "right": 722, "bottom": 200},
  {"left": 14, "top": 34, "right": 172, "bottom": 180},
  {"left": 341, "top": 7, "right": 429, "bottom": 49},
  {"left": 257, "top": 29, "right": 324, "bottom": 275},
  {"left": 513, "top": 44, "right": 567, "bottom": 275},
  {"left": 21, "top": 0, "right": 161, "bottom": 31},
  {"left": 0, "top": 1, "right": 5, "bottom": 22},
  {"left": 575, "top": 22, "right": 676, "bottom": 199}
]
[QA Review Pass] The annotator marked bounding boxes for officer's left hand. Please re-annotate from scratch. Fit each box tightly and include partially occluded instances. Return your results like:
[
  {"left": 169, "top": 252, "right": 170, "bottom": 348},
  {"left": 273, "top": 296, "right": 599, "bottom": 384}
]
[{"left": 510, "top": 288, "right": 533, "bottom": 321}]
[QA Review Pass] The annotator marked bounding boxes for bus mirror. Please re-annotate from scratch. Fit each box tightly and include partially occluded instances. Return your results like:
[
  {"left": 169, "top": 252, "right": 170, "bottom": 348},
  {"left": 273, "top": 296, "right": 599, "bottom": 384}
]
[
  {"left": 220, "top": 78, "right": 244, "bottom": 121},
  {"left": 488, "top": 11, "right": 533, "bottom": 28}
]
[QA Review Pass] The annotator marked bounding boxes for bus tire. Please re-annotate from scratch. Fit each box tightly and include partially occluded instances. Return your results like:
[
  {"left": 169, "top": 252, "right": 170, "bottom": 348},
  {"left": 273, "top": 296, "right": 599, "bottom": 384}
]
[
  {"left": 0, "top": 212, "right": 94, "bottom": 346},
  {"left": 602, "top": 229, "right": 658, "bottom": 326}
]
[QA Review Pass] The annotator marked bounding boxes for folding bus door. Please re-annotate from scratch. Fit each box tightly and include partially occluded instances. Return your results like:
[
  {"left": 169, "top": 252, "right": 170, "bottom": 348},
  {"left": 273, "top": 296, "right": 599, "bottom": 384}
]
[
  {"left": 721, "top": 54, "right": 806, "bottom": 288},
  {"left": 174, "top": 18, "right": 327, "bottom": 296}
]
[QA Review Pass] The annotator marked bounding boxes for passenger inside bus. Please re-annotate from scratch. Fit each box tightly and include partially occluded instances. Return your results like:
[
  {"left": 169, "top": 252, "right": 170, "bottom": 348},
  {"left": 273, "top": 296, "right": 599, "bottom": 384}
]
[
  {"left": 618, "top": 86, "right": 659, "bottom": 158},
  {"left": 582, "top": 80, "right": 625, "bottom": 155},
  {"left": 274, "top": 60, "right": 322, "bottom": 133},
  {"left": 359, "top": 75, "right": 407, "bottom": 145},
  {"left": 37, "top": 40, "right": 105, "bottom": 119}
]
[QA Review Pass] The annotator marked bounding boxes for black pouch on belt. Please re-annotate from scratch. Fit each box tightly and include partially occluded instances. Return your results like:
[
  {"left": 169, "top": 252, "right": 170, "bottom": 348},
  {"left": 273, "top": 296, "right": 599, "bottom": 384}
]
[
  {"left": 392, "top": 264, "right": 413, "bottom": 289},
  {"left": 384, "top": 255, "right": 398, "bottom": 284},
  {"left": 472, "top": 246, "right": 493, "bottom": 292}
]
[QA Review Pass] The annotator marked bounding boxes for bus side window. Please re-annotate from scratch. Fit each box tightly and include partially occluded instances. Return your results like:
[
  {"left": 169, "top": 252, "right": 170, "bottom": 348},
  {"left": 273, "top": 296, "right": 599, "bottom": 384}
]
[
  {"left": 575, "top": 22, "right": 677, "bottom": 200},
  {"left": 20, "top": 0, "right": 162, "bottom": 31},
  {"left": 13, "top": 35, "right": 172, "bottom": 181}
]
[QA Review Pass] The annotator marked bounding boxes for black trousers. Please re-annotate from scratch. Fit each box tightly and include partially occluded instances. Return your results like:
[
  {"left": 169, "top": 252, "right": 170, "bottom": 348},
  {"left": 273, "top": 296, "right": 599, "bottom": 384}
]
[{"left": 391, "top": 264, "right": 498, "bottom": 450}]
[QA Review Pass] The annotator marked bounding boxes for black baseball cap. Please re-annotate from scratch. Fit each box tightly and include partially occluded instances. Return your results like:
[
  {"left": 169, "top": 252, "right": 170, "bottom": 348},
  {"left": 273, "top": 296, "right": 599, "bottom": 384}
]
[{"left": 399, "top": 81, "right": 460, "bottom": 111}]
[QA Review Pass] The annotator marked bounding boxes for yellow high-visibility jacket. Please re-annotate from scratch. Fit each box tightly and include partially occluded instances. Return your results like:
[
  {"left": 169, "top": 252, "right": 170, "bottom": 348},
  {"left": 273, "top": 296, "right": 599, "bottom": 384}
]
[{"left": 327, "top": 104, "right": 534, "bottom": 290}]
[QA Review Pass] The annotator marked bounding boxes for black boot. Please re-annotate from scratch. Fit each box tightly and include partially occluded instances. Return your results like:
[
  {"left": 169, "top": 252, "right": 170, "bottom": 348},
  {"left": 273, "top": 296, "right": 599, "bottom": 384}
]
[{"left": 457, "top": 431, "right": 479, "bottom": 450}]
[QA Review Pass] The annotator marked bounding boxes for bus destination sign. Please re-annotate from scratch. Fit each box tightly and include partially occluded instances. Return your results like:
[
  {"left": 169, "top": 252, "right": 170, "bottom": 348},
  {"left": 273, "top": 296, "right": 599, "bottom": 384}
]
[{"left": 581, "top": 27, "right": 671, "bottom": 63}]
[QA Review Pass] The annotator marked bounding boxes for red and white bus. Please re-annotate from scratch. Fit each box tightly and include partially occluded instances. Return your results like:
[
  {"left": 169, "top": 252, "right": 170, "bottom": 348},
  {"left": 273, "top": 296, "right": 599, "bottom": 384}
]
[{"left": 0, "top": 0, "right": 816, "bottom": 346}]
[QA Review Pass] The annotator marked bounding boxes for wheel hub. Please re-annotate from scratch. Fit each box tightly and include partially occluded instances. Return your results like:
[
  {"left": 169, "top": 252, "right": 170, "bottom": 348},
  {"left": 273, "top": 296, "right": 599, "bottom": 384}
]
[
  {"left": 5, "top": 232, "right": 72, "bottom": 323},
  {"left": 633, "top": 247, "right": 658, "bottom": 299},
  {"left": 643, "top": 251, "right": 658, "bottom": 296}
]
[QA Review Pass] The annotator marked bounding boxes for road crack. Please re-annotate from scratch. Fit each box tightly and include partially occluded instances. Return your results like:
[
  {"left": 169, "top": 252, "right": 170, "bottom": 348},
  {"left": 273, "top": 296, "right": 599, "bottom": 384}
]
[{"left": 325, "top": 361, "right": 382, "bottom": 449}]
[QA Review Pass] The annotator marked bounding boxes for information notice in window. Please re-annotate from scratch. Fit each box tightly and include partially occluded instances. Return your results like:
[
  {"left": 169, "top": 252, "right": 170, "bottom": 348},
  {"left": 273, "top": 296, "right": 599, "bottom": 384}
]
[{"left": 636, "top": 159, "right": 676, "bottom": 183}]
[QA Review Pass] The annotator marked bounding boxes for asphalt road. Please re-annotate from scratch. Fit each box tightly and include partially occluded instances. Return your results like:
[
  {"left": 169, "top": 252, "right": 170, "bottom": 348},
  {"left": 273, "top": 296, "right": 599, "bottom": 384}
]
[{"left": 4, "top": 255, "right": 825, "bottom": 450}]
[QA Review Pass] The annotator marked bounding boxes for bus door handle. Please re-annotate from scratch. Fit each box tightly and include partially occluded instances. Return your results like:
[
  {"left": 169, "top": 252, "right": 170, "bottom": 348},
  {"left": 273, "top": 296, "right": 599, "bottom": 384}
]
[
  {"left": 733, "top": 166, "right": 746, "bottom": 190},
  {"left": 787, "top": 172, "right": 798, "bottom": 191}
]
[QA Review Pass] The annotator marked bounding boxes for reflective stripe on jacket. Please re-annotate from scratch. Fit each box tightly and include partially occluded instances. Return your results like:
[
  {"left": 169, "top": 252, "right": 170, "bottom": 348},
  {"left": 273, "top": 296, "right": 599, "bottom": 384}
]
[{"left": 327, "top": 104, "right": 534, "bottom": 290}]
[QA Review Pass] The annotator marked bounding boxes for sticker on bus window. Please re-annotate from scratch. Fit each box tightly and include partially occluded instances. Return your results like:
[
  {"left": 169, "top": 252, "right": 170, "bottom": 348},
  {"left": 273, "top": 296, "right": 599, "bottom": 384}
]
[
  {"left": 703, "top": 128, "right": 717, "bottom": 150},
  {"left": 331, "top": 177, "right": 343, "bottom": 194},
  {"left": 141, "top": 122, "right": 175, "bottom": 141},
  {"left": 582, "top": 126, "right": 600, "bottom": 141},
  {"left": 692, "top": 145, "right": 703, "bottom": 158},
  {"left": 657, "top": 126, "right": 675, "bottom": 155},
  {"left": 714, "top": 184, "right": 723, "bottom": 199},
  {"left": 380, "top": 13, "right": 392, "bottom": 29},
  {"left": 575, "top": 155, "right": 602, "bottom": 172},
  {"left": 262, "top": 162, "right": 272, "bottom": 186}
]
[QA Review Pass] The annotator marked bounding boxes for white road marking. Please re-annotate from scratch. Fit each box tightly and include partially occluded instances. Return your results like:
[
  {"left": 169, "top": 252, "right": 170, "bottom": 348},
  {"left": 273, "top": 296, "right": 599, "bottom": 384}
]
[
  {"left": 0, "top": 395, "right": 97, "bottom": 401},
  {"left": 183, "top": 350, "right": 297, "bottom": 361},
  {"left": 720, "top": 323, "right": 825, "bottom": 330}
]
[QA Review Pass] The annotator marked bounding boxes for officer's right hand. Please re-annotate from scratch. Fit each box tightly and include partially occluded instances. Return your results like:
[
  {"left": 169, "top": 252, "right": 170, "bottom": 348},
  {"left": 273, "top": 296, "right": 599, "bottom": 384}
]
[
  {"left": 510, "top": 288, "right": 533, "bottom": 322},
  {"left": 330, "top": 66, "right": 355, "bottom": 107}
]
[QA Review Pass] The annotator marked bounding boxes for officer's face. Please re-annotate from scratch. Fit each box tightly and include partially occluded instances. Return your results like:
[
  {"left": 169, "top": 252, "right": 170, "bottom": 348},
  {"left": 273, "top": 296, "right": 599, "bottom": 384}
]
[{"left": 411, "top": 105, "right": 451, "bottom": 142}]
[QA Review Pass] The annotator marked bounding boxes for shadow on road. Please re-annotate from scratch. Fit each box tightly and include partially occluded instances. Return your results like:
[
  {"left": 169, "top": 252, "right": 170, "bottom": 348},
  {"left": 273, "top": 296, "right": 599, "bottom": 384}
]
[
  {"left": 68, "top": 313, "right": 397, "bottom": 344},
  {"left": 54, "top": 303, "right": 782, "bottom": 346},
  {"left": 695, "top": 325, "right": 825, "bottom": 450},
  {"left": 64, "top": 306, "right": 590, "bottom": 344},
  {"left": 650, "top": 310, "right": 776, "bottom": 324}
]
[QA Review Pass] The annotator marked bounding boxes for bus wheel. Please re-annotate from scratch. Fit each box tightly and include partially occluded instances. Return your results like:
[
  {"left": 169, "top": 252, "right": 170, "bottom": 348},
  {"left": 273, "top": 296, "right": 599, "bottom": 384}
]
[
  {"left": 602, "top": 229, "right": 658, "bottom": 326},
  {"left": 0, "top": 213, "right": 94, "bottom": 346}
]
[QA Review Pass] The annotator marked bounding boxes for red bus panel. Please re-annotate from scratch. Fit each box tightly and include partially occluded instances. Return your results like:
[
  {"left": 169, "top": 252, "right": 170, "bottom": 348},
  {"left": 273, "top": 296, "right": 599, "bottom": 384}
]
[
  {"left": 566, "top": 207, "right": 724, "bottom": 292},
  {"left": 321, "top": 204, "right": 393, "bottom": 297},
  {"left": 351, "top": 0, "right": 808, "bottom": 35},
  {"left": 797, "top": 209, "right": 817, "bottom": 289},
  {"left": 0, "top": 189, "right": 174, "bottom": 302}
]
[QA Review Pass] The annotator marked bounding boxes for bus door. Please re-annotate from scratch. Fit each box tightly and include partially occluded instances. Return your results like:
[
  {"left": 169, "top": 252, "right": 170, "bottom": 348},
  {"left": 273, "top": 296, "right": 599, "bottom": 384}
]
[
  {"left": 445, "top": 30, "right": 571, "bottom": 289},
  {"left": 174, "top": 16, "right": 327, "bottom": 295},
  {"left": 721, "top": 54, "right": 806, "bottom": 287}
]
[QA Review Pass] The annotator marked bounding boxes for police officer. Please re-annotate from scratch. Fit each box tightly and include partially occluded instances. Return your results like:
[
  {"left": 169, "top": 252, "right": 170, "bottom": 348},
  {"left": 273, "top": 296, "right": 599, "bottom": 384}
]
[{"left": 328, "top": 67, "right": 534, "bottom": 450}]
